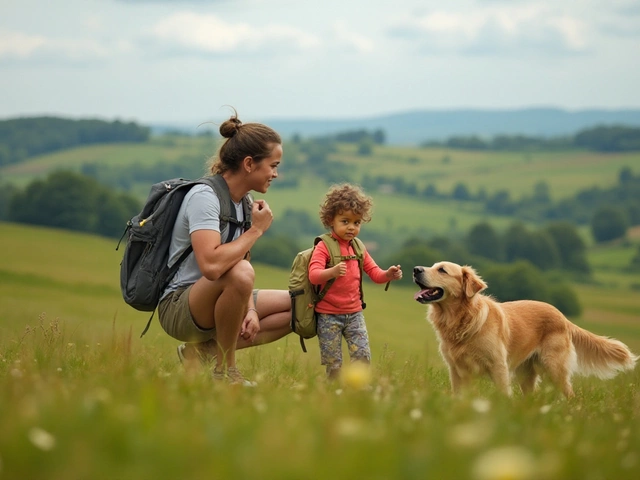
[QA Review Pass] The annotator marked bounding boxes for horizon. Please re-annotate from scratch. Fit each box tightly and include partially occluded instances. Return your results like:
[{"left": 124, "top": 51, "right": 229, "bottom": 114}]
[{"left": 4, "top": 105, "right": 640, "bottom": 126}]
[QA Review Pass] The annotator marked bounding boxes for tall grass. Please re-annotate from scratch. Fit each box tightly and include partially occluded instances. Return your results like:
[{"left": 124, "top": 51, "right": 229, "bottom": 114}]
[{"left": 1, "top": 317, "right": 639, "bottom": 480}]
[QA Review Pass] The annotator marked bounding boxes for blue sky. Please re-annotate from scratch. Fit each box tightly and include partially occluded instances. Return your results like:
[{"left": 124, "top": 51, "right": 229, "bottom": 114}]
[{"left": 1, "top": 0, "right": 639, "bottom": 125}]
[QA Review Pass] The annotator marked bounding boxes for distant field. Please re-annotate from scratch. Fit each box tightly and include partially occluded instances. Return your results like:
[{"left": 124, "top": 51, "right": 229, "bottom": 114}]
[
  {"left": 0, "top": 137, "right": 217, "bottom": 189},
  {"left": 2, "top": 138, "right": 637, "bottom": 243},
  {"left": 2, "top": 139, "right": 637, "bottom": 202},
  {"left": 328, "top": 143, "right": 638, "bottom": 200}
]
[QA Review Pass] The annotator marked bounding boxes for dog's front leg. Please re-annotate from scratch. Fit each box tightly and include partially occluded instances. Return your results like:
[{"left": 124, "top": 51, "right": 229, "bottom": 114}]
[
  {"left": 447, "top": 363, "right": 464, "bottom": 395},
  {"left": 490, "top": 361, "right": 513, "bottom": 397}
]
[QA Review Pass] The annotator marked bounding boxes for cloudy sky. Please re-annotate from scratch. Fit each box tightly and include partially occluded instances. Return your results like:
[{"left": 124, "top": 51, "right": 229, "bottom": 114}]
[{"left": 1, "top": 0, "right": 639, "bottom": 125}]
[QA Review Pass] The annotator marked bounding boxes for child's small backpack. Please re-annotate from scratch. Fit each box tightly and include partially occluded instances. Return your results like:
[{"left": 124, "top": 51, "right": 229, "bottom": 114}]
[
  {"left": 117, "top": 174, "right": 252, "bottom": 337},
  {"left": 288, "top": 233, "right": 366, "bottom": 352}
]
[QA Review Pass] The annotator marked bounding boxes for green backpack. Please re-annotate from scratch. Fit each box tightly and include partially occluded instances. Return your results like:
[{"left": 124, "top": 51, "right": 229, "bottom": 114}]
[{"left": 288, "top": 233, "right": 366, "bottom": 352}]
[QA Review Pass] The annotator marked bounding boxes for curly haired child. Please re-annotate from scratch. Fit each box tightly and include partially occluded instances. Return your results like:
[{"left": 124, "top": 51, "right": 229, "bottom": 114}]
[{"left": 308, "top": 183, "right": 402, "bottom": 379}]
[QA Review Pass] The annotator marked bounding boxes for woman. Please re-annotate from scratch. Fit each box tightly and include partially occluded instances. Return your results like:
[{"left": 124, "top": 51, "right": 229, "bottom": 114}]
[{"left": 158, "top": 111, "right": 291, "bottom": 385}]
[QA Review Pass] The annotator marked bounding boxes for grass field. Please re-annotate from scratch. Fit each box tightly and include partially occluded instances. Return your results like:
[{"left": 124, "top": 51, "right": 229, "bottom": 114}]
[{"left": 1, "top": 222, "right": 639, "bottom": 479}]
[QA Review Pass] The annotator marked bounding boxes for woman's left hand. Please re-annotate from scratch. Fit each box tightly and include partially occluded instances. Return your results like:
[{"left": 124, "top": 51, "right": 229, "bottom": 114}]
[{"left": 240, "top": 310, "right": 260, "bottom": 342}]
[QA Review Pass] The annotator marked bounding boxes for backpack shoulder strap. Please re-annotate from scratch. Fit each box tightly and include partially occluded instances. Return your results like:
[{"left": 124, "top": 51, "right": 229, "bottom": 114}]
[
  {"left": 198, "top": 175, "right": 253, "bottom": 243},
  {"left": 351, "top": 237, "right": 366, "bottom": 259},
  {"left": 317, "top": 233, "right": 342, "bottom": 266},
  {"left": 350, "top": 237, "right": 367, "bottom": 309},
  {"left": 313, "top": 234, "right": 338, "bottom": 302}
]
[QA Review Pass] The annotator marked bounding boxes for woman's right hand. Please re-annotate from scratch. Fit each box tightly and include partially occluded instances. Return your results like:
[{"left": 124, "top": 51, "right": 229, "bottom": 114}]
[{"left": 252, "top": 199, "right": 273, "bottom": 234}]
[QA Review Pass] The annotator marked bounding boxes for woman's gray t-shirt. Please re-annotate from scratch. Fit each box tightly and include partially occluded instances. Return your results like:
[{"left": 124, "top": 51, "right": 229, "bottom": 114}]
[{"left": 161, "top": 184, "right": 244, "bottom": 299}]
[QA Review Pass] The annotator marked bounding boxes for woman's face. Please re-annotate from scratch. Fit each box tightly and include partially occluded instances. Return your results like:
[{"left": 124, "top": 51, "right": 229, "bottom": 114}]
[{"left": 251, "top": 143, "right": 282, "bottom": 194}]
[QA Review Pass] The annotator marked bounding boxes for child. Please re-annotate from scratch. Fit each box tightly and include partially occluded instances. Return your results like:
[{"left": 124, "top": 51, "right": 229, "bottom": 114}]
[{"left": 308, "top": 183, "right": 403, "bottom": 379}]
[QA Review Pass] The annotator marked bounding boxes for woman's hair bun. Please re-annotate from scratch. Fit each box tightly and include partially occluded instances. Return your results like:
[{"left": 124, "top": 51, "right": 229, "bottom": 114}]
[{"left": 219, "top": 116, "right": 242, "bottom": 138}]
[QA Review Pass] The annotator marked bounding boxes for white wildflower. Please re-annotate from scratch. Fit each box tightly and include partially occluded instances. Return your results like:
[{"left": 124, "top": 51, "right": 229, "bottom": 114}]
[
  {"left": 472, "top": 446, "right": 536, "bottom": 480},
  {"left": 335, "top": 417, "right": 364, "bottom": 438},
  {"left": 409, "top": 408, "right": 423, "bottom": 420},
  {"left": 448, "top": 422, "right": 492, "bottom": 449},
  {"left": 472, "top": 398, "right": 491, "bottom": 413},
  {"left": 28, "top": 427, "right": 56, "bottom": 451}
]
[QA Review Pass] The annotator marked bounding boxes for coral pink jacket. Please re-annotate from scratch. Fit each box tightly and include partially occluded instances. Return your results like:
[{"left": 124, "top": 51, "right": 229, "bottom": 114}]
[{"left": 308, "top": 233, "right": 388, "bottom": 314}]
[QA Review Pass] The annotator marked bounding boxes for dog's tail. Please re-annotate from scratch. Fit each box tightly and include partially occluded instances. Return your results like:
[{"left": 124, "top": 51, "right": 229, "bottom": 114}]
[{"left": 570, "top": 325, "right": 638, "bottom": 379}]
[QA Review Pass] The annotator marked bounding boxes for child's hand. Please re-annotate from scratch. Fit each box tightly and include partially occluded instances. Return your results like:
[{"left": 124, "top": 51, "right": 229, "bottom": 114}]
[
  {"left": 386, "top": 265, "right": 402, "bottom": 281},
  {"left": 333, "top": 261, "right": 347, "bottom": 278}
]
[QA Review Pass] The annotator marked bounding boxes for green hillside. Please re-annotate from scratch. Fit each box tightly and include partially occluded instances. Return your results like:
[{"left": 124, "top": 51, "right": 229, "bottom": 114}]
[{"left": 2, "top": 138, "right": 638, "bottom": 242}]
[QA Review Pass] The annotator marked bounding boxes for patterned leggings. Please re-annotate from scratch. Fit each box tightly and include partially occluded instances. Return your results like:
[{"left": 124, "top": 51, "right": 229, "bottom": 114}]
[{"left": 317, "top": 312, "right": 371, "bottom": 374}]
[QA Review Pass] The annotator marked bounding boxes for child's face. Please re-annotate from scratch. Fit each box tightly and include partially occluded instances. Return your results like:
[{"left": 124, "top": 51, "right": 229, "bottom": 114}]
[{"left": 330, "top": 210, "right": 362, "bottom": 241}]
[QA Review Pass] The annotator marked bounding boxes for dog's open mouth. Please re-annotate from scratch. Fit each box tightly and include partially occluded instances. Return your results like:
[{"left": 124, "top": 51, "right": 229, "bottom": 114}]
[{"left": 413, "top": 282, "right": 444, "bottom": 304}]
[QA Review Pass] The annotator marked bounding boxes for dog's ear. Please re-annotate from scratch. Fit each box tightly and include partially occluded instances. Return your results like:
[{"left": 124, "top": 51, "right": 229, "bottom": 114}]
[{"left": 462, "top": 266, "right": 487, "bottom": 298}]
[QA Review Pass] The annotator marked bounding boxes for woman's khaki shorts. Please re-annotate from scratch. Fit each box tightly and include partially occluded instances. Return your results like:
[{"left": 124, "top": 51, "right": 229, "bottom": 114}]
[{"left": 158, "top": 285, "right": 259, "bottom": 343}]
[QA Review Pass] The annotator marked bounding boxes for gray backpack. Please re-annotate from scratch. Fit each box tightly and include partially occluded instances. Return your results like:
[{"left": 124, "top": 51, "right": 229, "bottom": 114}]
[{"left": 117, "top": 174, "right": 252, "bottom": 336}]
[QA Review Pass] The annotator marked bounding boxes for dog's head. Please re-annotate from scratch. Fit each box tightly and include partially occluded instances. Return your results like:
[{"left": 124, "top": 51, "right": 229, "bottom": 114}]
[{"left": 413, "top": 261, "right": 487, "bottom": 304}]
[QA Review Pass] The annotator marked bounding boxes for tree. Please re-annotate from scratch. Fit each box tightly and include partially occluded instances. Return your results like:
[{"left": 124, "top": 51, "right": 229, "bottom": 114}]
[
  {"left": 465, "top": 222, "right": 502, "bottom": 262},
  {"left": 384, "top": 244, "right": 442, "bottom": 285},
  {"left": 8, "top": 170, "right": 140, "bottom": 238},
  {"left": 485, "top": 190, "right": 515, "bottom": 215},
  {"left": 357, "top": 140, "right": 373, "bottom": 156},
  {"left": 503, "top": 222, "right": 560, "bottom": 270},
  {"left": 0, "top": 182, "right": 18, "bottom": 220},
  {"left": 251, "top": 236, "right": 301, "bottom": 269},
  {"left": 452, "top": 182, "right": 471, "bottom": 201},
  {"left": 10, "top": 171, "right": 98, "bottom": 232},
  {"left": 532, "top": 181, "right": 551, "bottom": 204},
  {"left": 483, "top": 261, "right": 548, "bottom": 303},
  {"left": 619, "top": 166, "right": 634, "bottom": 185},
  {"left": 482, "top": 261, "right": 581, "bottom": 316},
  {"left": 372, "top": 129, "right": 386, "bottom": 145},
  {"left": 544, "top": 221, "right": 590, "bottom": 273},
  {"left": 269, "top": 209, "right": 321, "bottom": 239},
  {"left": 628, "top": 245, "right": 640, "bottom": 272},
  {"left": 591, "top": 205, "right": 628, "bottom": 243}
]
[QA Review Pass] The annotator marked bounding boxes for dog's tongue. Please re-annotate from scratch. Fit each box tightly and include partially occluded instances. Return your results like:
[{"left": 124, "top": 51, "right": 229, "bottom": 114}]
[{"left": 414, "top": 289, "right": 431, "bottom": 301}]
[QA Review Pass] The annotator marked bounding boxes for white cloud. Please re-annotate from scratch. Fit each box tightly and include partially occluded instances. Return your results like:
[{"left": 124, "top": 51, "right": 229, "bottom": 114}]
[
  {"left": 0, "top": 31, "right": 47, "bottom": 59},
  {"left": 0, "top": 29, "right": 128, "bottom": 65},
  {"left": 388, "top": 4, "right": 591, "bottom": 56},
  {"left": 331, "top": 21, "right": 374, "bottom": 54},
  {"left": 146, "top": 12, "right": 321, "bottom": 56}
]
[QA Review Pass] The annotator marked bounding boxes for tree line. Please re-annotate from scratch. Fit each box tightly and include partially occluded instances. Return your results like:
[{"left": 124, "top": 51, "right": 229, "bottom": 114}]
[
  {"left": 422, "top": 125, "right": 640, "bottom": 152},
  {"left": 358, "top": 167, "right": 640, "bottom": 243},
  {"left": 3, "top": 171, "right": 140, "bottom": 238},
  {"left": 0, "top": 117, "right": 150, "bottom": 167}
]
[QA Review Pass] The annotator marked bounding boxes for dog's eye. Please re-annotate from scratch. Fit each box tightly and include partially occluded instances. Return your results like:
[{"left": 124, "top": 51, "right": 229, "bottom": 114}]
[{"left": 438, "top": 267, "right": 447, "bottom": 274}]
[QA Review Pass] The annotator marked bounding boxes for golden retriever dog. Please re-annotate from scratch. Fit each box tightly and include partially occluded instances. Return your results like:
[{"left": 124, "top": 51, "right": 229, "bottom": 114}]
[{"left": 413, "top": 261, "right": 638, "bottom": 398}]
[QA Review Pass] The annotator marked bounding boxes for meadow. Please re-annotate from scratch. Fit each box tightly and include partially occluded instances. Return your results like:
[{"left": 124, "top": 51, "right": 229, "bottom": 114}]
[{"left": 1, "top": 222, "right": 639, "bottom": 480}]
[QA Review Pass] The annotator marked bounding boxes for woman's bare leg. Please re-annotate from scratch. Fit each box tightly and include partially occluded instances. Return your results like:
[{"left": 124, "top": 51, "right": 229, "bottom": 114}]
[
  {"left": 188, "top": 260, "right": 254, "bottom": 368},
  {"left": 236, "top": 289, "right": 292, "bottom": 349}
]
